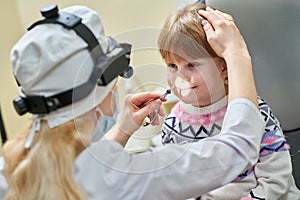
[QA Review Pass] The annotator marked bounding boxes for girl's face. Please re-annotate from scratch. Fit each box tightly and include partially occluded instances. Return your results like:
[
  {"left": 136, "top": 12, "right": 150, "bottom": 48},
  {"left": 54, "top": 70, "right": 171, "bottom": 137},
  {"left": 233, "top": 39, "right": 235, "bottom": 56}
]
[{"left": 165, "top": 55, "right": 228, "bottom": 107}]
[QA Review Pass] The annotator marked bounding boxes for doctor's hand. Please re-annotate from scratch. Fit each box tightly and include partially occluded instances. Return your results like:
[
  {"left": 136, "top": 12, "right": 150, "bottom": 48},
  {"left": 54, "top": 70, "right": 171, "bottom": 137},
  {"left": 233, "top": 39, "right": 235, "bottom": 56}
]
[
  {"left": 198, "top": 6, "right": 250, "bottom": 59},
  {"left": 106, "top": 92, "right": 165, "bottom": 147}
]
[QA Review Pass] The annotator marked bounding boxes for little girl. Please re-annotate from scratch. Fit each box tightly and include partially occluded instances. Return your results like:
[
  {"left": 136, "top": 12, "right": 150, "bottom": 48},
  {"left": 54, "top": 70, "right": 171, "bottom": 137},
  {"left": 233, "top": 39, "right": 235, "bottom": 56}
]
[{"left": 158, "top": 3, "right": 300, "bottom": 200}]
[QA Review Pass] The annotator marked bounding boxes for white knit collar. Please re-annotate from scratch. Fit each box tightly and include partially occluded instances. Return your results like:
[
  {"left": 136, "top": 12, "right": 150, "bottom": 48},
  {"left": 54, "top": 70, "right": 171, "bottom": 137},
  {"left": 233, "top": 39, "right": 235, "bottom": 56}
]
[{"left": 179, "top": 95, "right": 228, "bottom": 115}]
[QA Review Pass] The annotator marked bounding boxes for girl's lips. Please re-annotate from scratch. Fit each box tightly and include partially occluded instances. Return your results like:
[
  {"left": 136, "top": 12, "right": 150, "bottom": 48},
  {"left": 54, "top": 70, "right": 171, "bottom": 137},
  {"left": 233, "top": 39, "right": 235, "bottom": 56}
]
[
  {"left": 178, "top": 86, "right": 197, "bottom": 90},
  {"left": 177, "top": 86, "right": 197, "bottom": 97}
]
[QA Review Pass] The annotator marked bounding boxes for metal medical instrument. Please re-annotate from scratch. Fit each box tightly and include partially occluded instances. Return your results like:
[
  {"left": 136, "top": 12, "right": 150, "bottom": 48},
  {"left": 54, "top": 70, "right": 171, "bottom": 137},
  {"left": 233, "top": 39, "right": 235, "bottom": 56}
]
[{"left": 142, "top": 89, "right": 171, "bottom": 127}]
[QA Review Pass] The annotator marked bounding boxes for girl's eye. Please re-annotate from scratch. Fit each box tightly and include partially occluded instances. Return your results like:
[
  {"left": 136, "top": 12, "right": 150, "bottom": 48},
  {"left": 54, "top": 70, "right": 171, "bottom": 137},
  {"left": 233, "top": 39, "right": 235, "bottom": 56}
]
[
  {"left": 187, "top": 63, "right": 198, "bottom": 68},
  {"left": 167, "top": 63, "right": 177, "bottom": 69}
]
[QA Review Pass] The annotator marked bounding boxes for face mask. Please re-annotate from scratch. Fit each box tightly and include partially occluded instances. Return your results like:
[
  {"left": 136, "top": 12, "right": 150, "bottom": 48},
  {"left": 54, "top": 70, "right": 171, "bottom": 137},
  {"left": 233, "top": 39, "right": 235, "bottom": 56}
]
[{"left": 91, "top": 91, "right": 119, "bottom": 142}]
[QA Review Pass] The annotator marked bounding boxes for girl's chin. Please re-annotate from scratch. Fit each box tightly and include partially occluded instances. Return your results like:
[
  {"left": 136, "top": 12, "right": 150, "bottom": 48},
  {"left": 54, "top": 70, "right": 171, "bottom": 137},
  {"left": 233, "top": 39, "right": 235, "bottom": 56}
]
[
  {"left": 180, "top": 96, "right": 198, "bottom": 105},
  {"left": 181, "top": 99, "right": 210, "bottom": 107},
  {"left": 180, "top": 94, "right": 211, "bottom": 107}
]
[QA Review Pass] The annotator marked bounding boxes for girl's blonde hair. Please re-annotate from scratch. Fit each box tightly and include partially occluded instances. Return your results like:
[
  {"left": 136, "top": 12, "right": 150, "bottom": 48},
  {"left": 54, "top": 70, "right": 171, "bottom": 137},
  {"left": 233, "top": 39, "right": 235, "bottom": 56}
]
[
  {"left": 2, "top": 112, "right": 94, "bottom": 200},
  {"left": 158, "top": 3, "right": 220, "bottom": 60}
]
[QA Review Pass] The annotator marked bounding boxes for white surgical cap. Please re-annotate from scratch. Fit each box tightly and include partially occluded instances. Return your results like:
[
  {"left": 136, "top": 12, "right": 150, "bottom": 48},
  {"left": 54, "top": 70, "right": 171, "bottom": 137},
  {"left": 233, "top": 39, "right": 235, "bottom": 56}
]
[{"left": 11, "top": 5, "right": 116, "bottom": 128}]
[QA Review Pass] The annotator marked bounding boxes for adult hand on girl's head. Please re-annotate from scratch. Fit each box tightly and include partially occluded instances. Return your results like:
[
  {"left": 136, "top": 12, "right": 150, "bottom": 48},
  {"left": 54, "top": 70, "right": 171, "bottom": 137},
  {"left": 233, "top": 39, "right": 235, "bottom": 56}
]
[
  {"left": 198, "top": 6, "right": 250, "bottom": 59},
  {"left": 198, "top": 6, "right": 257, "bottom": 107}
]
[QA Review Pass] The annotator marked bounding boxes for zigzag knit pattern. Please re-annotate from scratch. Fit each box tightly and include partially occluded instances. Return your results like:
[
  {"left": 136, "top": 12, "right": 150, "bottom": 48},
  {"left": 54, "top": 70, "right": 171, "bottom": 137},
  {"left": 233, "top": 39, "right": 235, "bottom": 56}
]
[
  {"left": 257, "top": 96, "right": 290, "bottom": 157},
  {"left": 162, "top": 99, "right": 226, "bottom": 144},
  {"left": 162, "top": 96, "right": 290, "bottom": 180}
]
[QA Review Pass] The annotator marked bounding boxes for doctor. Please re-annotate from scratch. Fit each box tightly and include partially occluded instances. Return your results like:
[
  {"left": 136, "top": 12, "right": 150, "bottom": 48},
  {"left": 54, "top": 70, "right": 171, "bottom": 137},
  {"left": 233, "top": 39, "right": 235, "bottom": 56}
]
[{"left": 1, "top": 5, "right": 263, "bottom": 200}]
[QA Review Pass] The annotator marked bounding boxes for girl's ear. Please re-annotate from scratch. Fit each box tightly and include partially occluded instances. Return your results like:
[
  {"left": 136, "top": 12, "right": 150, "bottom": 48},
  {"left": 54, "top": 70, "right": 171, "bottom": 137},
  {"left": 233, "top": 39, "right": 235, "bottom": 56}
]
[{"left": 219, "top": 59, "right": 228, "bottom": 80}]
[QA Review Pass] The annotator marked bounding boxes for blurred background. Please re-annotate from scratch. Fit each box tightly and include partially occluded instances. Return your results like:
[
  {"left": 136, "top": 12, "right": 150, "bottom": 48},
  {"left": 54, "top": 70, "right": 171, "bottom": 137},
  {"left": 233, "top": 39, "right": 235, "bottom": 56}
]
[{"left": 1, "top": 0, "right": 299, "bottom": 186}]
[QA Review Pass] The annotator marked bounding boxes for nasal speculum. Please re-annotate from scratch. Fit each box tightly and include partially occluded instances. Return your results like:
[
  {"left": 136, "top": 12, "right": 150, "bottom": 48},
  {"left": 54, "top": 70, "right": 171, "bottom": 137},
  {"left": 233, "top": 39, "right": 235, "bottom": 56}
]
[{"left": 143, "top": 89, "right": 171, "bottom": 127}]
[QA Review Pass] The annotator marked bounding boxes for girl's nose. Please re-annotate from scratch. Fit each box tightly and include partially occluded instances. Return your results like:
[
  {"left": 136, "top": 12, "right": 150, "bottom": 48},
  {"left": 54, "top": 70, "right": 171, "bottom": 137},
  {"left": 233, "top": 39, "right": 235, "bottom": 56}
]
[
  {"left": 175, "top": 76, "right": 190, "bottom": 89},
  {"left": 177, "top": 66, "right": 190, "bottom": 81}
]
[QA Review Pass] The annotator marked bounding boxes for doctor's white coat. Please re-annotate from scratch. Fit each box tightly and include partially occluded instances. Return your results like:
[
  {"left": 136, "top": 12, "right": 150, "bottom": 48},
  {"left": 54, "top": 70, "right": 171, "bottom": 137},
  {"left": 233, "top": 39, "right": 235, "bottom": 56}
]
[{"left": 74, "top": 99, "right": 264, "bottom": 200}]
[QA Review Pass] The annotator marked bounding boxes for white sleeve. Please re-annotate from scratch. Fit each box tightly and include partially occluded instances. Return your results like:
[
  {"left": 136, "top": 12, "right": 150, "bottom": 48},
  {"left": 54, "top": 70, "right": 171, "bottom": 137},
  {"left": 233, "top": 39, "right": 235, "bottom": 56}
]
[
  {"left": 75, "top": 98, "right": 265, "bottom": 200},
  {"left": 250, "top": 151, "right": 293, "bottom": 199}
]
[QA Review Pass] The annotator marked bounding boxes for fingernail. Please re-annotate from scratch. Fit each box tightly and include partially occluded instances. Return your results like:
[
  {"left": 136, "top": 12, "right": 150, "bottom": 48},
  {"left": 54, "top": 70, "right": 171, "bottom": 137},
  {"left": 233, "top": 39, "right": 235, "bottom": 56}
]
[
  {"left": 201, "top": 20, "right": 208, "bottom": 26},
  {"left": 198, "top": 9, "right": 208, "bottom": 16},
  {"left": 206, "top": 6, "right": 212, "bottom": 10},
  {"left": 155, "top": 99, "right": 162, "bottom": 104}
]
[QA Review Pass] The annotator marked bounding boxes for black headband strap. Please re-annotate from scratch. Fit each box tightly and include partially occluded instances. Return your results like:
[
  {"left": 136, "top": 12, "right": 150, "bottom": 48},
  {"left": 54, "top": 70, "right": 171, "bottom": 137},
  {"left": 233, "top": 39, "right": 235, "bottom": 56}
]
[{"left": 28, "top": 8, "right": 105, "bottom": 60}]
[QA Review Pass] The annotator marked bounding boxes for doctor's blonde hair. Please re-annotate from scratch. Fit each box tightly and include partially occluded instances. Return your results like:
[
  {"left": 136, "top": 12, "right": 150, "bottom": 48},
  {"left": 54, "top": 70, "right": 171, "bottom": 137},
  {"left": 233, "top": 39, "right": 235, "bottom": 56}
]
[{"left": 2, "top": 111, "right": 94, "bottom": 200}]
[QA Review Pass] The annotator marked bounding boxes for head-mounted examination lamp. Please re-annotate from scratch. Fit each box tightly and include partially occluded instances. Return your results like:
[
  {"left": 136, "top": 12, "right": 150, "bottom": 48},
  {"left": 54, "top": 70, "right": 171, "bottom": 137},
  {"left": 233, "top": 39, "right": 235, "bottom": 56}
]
[{"left": 13, "top": 4, "right": 134, "bottom": 116}]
